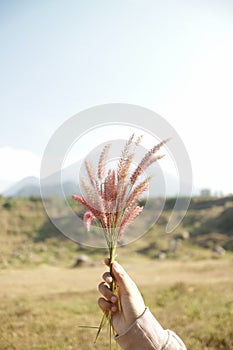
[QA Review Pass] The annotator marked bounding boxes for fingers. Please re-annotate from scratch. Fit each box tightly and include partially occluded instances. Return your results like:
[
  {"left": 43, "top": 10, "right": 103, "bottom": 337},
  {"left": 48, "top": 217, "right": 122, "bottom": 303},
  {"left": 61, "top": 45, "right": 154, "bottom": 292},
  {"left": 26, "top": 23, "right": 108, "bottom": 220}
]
[
  {"left": 98, "top": 297, "right": 118, "bottom": 312},
  {"left": 101, "top": 258, "right": 145, "bottom": 321},
  {"left": 102, "top": 272, "right": 112, "bottom": 284},
  {"left": 98, "top": 281, "right": 118, "bottom": 304},
  {"left": 104, "top": 257, "right": 110, "bottom": 266},
  {"left": 98, "top": 280, "right": 118, "bottom": 313},
  {"left": 103, "top": 258, "right": 137, "bottom": 296},
  {"left": 104, "top": 258, "right": 134, "bottom": 288}
]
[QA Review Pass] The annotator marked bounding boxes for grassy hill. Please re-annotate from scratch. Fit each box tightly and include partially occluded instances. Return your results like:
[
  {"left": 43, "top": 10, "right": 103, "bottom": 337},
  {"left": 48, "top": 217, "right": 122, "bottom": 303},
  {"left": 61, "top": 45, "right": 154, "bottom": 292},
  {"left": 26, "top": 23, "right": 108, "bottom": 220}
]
[{"left": 0, "top": 195, "right": 232, "bottom": 269}]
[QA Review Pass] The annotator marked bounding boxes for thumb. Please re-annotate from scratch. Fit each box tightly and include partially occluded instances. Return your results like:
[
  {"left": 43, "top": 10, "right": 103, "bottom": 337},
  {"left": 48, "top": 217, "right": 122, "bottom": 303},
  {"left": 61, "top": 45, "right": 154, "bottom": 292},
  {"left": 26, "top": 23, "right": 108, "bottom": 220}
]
[{"left": 112, "top": 261, "right": 136, "bottom": 294}]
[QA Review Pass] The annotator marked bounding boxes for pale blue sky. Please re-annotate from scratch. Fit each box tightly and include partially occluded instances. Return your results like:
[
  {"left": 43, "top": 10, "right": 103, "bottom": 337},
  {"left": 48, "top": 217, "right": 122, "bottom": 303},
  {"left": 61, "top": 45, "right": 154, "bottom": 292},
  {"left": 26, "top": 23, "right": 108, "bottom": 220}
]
[{"left": 1, "top": 0, "right": 233, "bottom": 194}]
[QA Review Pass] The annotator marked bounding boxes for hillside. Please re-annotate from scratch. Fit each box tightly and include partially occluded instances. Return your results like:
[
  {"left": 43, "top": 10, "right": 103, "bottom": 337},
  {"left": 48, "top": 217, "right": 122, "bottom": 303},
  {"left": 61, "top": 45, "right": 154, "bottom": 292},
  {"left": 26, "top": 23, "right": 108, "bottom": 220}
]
[{"left": 0, "top": 195, "right": 232, "bottom": 269}]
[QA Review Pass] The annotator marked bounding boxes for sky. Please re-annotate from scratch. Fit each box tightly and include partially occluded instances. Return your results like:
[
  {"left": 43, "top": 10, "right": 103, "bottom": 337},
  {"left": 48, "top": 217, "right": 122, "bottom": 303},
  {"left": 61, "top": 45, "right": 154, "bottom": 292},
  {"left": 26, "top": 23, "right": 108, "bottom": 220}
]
[{"left": 0, "top": 0, "right": 233, "bottom": 195}]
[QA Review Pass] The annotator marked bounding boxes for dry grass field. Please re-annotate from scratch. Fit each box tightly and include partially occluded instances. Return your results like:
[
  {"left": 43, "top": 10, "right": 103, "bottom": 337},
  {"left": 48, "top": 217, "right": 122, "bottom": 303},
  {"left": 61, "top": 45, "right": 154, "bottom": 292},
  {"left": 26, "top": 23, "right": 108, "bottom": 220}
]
[
  {"left": 0, "top": 196, "right": 233, "bottom": 349},
  {"left": 0, "top": 255, "right": 232, "bottom": 350}
]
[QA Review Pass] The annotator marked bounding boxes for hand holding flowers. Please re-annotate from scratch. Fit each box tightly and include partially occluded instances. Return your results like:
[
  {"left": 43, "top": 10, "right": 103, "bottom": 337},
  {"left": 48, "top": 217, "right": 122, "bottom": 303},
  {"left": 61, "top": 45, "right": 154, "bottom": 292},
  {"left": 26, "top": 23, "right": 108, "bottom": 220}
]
[{"left": 72, "top": 134, "right": 167, "bottom": 347}]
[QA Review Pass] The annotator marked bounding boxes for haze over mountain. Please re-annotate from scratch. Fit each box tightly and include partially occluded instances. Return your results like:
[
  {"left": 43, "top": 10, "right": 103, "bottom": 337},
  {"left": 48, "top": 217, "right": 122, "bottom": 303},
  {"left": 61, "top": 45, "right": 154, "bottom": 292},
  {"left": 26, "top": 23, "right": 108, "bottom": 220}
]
[
  {"left": 3, "top": 176, "right": 40, "bottom": 198},
  {"left": 3, "top": 162, "right": 191, "bottom": 199}
]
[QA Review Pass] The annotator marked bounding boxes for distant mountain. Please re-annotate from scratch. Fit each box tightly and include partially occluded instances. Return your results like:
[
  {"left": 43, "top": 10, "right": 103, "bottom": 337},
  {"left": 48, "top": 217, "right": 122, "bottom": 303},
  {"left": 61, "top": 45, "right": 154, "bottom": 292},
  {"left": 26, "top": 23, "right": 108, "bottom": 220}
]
[
  {"left": 3, "top": 156, "right": 192, "bottom": 199},
  {"left": 3, "top": 176, "right": 40, "bottom": 198},
  {"left": 3, "top": 176, "right": 78, "bottom": 199},
  {"left": 3, "top": 175, "right": 187, "bottom": 200}
]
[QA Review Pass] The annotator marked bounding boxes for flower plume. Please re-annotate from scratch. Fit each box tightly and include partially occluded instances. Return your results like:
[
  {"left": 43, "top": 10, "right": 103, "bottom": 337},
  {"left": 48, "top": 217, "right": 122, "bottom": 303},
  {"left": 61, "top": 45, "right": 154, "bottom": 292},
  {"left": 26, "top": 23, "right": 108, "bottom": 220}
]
[
  {"left": 98, "top": 144, "right": 111, "bottom": 180},
  {"left": 72, "top": 134, "right": 167, "bottom": 242}
]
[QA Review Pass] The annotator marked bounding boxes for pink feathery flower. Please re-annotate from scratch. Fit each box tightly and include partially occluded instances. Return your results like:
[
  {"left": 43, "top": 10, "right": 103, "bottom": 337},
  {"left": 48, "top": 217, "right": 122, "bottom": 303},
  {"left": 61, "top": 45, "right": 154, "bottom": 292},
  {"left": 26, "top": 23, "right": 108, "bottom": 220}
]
[
  {"left": 98, "top": 144, "right": 111, "bottom": 180},
  {"left": 83, "top": 211, "right": 96, "bottom": 231},
  {"left": 118, "top": 205, "right": 143, "bottom": 239}
]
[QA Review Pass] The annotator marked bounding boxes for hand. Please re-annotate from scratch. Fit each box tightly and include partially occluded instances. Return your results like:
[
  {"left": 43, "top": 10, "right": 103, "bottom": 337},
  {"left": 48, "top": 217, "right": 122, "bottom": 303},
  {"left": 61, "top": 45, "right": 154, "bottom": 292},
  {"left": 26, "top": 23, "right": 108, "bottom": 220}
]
[{"left": 98, "top": 258, "right": 145, "bottom": 335}]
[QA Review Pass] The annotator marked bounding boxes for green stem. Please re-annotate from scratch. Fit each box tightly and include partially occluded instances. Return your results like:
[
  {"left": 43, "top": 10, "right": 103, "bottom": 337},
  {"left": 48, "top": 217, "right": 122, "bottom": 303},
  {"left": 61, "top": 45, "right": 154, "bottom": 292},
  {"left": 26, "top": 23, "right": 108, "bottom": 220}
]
[{"left": 109, "top": 245, "right": 116, "bottom": 291}]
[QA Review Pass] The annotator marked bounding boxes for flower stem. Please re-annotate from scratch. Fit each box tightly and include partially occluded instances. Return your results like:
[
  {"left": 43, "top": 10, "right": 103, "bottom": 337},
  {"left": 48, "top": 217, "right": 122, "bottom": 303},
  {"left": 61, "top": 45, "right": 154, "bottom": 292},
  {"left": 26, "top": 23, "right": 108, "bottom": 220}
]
[{"left": 109, "top": 245, "right": 116, "bottom": 291}]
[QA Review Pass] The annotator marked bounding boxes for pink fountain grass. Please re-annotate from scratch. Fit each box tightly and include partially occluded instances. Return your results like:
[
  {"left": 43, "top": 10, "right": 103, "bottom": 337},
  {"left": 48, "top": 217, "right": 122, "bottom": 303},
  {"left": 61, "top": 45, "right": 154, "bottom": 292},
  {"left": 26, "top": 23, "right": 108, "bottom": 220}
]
[
  {"left": 72, "top": 134, "right": 167, "bottom": 348},
  {"left": 72, "top": 135, "right": 167, "bottom": 244}
]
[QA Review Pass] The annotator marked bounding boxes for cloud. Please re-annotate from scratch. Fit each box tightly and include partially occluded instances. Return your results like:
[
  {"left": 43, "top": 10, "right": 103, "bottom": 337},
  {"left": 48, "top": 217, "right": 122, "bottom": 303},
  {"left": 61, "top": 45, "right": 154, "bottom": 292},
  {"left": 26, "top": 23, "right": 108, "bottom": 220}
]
[{"left": 0, "top": 147, "right": 41, "bottom": 182}]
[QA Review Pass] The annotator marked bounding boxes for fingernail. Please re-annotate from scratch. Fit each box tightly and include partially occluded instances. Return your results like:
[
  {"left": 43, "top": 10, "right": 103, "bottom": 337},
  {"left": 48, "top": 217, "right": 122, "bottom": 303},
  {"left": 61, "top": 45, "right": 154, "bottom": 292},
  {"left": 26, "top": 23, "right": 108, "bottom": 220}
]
[
  {"left": 106, "top": 276, "right": 112, "bottom": 283},
  {"left": 111, "top": 305, "right": 117, "bottom": 312}
]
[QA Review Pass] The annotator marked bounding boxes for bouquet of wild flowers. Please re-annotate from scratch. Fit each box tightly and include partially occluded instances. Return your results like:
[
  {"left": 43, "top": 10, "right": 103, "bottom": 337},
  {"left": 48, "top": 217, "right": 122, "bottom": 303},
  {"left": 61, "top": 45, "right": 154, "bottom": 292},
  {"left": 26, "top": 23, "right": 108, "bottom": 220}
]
[{"left": 72, "top": 134, "right": 167, "bottom": 348}]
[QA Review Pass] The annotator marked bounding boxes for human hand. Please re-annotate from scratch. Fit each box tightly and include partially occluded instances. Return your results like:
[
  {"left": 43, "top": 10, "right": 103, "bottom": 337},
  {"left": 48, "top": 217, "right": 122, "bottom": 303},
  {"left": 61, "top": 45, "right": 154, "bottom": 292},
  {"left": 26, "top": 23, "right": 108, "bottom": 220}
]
[{"left": 98, "top": 258, "right": 145, "bottom": 335}]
